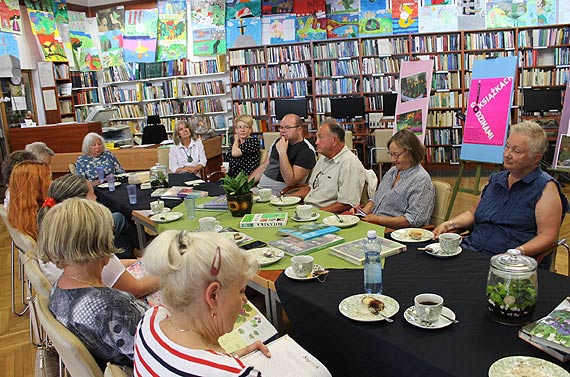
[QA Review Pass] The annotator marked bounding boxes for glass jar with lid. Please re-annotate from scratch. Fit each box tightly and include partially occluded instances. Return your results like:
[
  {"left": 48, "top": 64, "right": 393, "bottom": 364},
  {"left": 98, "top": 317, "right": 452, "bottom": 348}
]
[
  {"left": 486, "top": 249, "right": 538, "bottom": 325},
  {"left": 150, "top": 163, "right": 168, "bottom": 189}
]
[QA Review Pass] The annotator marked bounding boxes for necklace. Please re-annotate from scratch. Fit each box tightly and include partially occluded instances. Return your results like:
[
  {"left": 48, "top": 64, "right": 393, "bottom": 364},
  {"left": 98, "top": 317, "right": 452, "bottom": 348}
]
[
  {"left": 62, "top": 274, "right": 100, "bottom": 286},
  {"left": 168, "top": 318, "right": 196, "bottom": 333},
  {"left": 182, "top": 144, "right": 193, "bottom": 163}
]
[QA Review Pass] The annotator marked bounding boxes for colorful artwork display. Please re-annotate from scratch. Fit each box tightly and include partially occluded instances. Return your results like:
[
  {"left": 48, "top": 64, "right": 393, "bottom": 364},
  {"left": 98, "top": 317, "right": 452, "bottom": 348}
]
[
  {"left": 294, "top": 0, "right": 326, "bottom": 16},
  {"left": 262, "top": 0, "right": 293, "bottom": 15},
  {"left": 485, "top": 1, "right": 536, "bottom": 29},
  {"left": 24, "top": 0, "right": 51, "bottom": 11},
  {"left": 227, "top": 0, "right": 261, "bottom": 19},
  {"left": 326, "top": 12, "right": 359, "bottom": 38},
  {"left": 53, "top": 0, "right": 68, "bottom": 24},
  {"left": 359, "top": 8, "right": 392, "bottom": 36},
  {"left": 157, "top": 0, "right": 187, "bottom": 61},
  {"left": 0, "top": 31, "right": 18, "bottom": 58},
  {"left": 326, "top": 0, "right": 360, "bottom": 13},
  {"left": 396, "top": 108, "right": 423, "bottom": 133},
  {"left": 96, "top": 6, "right": 125, "bottom": 32},
  {"left": 419, "top": 5, "right": 458, "bottom": 33},
  {"left": 262, "top": 14, "right": 296, "bottom": 44},
  {"left": 69, "top": 30, "right": 102, "bottom": 71},
  {"left": 28, "top": 10, "right": 67, "bottom": 62},
  {"left": 227, "top": 17, "right": 262, "bottom": 48},
  {"left": 191, "top": 0, "right": 226, "bottom": 56},
  {"left": 97, "top": 6, "right": 125, "bottom": 68},
  {"left": 296, "top": 15, "right": 327, "bottom": 41},
  {"left": 458, "top": 0, "right": 485, "bottom": 30},
  {"left": 124, "top": 9, "right": 158, "bottom": 63},
  {"left": 391, "top": 0, "right": 419, "bottom": 34},
  {"left": 0, "top": 0, "right": 21, "bottom": 34}
]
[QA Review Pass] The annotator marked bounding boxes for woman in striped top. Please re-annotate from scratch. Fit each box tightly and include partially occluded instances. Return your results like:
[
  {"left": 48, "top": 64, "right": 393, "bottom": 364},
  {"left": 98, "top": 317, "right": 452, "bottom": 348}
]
[{"left": 134, "top": 231, "right": 270, "bottom": 376}]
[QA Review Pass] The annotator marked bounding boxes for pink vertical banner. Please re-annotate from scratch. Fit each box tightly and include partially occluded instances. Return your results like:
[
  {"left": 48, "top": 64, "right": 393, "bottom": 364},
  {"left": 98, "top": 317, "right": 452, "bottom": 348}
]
[
  {"left": 552, "top": 81, "right": 570, "bottom": 169},
  {"left": 463, "top": 77, "right": 513, "bottom": 146},
  {"left": 395, "top": 59, "right": 434, "bottom": 143}
]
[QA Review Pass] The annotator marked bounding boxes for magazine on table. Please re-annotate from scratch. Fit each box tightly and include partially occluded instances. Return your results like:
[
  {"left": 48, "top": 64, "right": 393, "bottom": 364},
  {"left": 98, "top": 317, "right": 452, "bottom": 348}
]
[
  {"left": 518, "top": 296, "right": 570, "bottom": 362},
  {"left": 277, "top": 223, "right": 340, "bottom": 241},
  {"left": 151, "top": 186, "right": 208, "bottom": 199},
  {"left": 269, "top": 234, "right": 344, "bottom": 256},
  {"left": 242, "top": 334, "right": 332, "bottom": 377},
  {"left": 329, "top": 236, "right": 407, "bottom": 265}
]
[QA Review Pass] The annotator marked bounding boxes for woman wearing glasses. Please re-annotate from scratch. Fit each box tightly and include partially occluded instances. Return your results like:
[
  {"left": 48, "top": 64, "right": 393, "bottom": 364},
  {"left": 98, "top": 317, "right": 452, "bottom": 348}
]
[
  {"left": 352, "top": 129, "right": 435, "bottom": 229},
  {"left": 224, "top": 114, "right": 261, "bottom": 177},
  {"left": 169, "top": 120, "right": 207, "bottom": 175},
  {"left": 134, "top": 231, "right": 270, "bottom": 376}
]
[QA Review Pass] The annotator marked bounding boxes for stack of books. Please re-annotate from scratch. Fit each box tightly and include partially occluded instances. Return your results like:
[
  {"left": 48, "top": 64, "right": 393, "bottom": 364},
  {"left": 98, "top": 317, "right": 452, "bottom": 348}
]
[
  {"left": 277, "top": 223, "right": 341, "bottom": 241},
  {"left": 518, "top": 297, "right": 570, "bottom": 362},
  {"left": 329, "top": 236, "right": 407, "bottom": 265},
  {"left": 151, "top": 186, "right": 208, "bottom": 200}
]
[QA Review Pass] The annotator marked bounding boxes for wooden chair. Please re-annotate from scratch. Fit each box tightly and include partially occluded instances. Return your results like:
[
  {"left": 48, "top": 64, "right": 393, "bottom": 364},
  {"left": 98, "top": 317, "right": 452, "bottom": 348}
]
[
  {"left": 370, "top": 129, "right": 393, "bottom": 177},
  {"left": 430, "top": 180, "right": 452, "bottom": 226},
  {"left": 262, "top": 132, "right": 280, "bottom": 151},
  {"left": 68, "top": 162, "right": 77, "bottom": 174}
]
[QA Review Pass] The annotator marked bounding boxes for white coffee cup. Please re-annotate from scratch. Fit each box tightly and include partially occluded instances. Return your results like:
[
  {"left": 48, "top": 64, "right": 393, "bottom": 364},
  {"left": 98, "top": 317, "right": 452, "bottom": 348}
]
[
  {"left": 150, "top": 200, "right": 164, "bottom": 214},
  {"left": 414, "top": 293, "right": 444, "bottom": 323},
  {"left": 198, "top": 217, "right": 220, "bottom": 232},
  {"left": 295, "top": 204, "right": 315, "bottom": 219},
  {"left": 439, "top": 233, "right": 462, "bottom": 254},
  {"left": 222, "top": 162, "right": 229, "bottom": 171},
  {"left": 258, "top": 188, "right": 272, "bottom": 202},
  {"left": 291, "top": 255, "right": 314, "bottom": 278}
]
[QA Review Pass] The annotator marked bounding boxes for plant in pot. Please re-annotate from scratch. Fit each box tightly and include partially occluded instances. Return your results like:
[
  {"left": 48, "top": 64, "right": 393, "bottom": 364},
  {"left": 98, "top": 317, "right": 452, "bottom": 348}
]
[{"left": 221, "top": 172, "right": 255, "bottom": 217}]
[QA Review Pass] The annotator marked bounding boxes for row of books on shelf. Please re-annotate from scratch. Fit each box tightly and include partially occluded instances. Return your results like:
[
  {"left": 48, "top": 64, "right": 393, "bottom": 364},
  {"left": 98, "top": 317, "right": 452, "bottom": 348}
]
[
  {"left": 312, "top": 40, "right": 359, "bottom": 59},
  {"left": 71, "top": 71, "right": 98, "bottom": 88},
  {"left": 425, "top": 146, "right": 461, "bottom": 164},
  {"left": 267, "top": 63, "right": 310, "bottom": 80},
  {"left": 314, "top": 60, "right": 360, "bottom": 76},
  {"left": 463, "top": 30, "right": 515, "bottom": 50},
  {"left": 518, "top": 48, "right": 570, "bottom": 68},
  {"left": 143, "top": 98, "right": 226, "bottom": 117},
  {"left": 268, "top": 82, "right": 309, "bottom": 98},
  {"left": 432, "top": 54, "right": 461, "bottom": 71},
  {"left": 74, "top": 89, "right": 99, "bottom": 105},
  {"left": 266, "top": 44, "right": 312, "bottom": 63},
  {"left": 429, "top": 92, "right": 463, "bottom": 108},
  {"left": 433, "top": 72, "right": 462, "bottom": 91},
  {"left": 427, "top": 110, "right": 462, "bottom": 127},
  {"left": 114, "top": 104, "right": 145, "bottom": 118},
  {"left": 53, "top": 63, "right": 70, "bottom": 80},
  {"left": 411, "top": 34, "right": 460, "bottom": 53},
  {"left": 463, "top": 51, "right": 516, "bottom": 70},
  {"left": 362, "top": 56, "right": 405, "bottom": 74},
  {"left": 314, "top": 78, "right": 360, "bottom": 95},
  {"left": 231, "top": 83, "right": 268, "bottom": 99},
  {"left": 362, "top": 37, "right": 407, "bottom": 56},
  {"left": 518, "top": 27, "right": 570, "bottom": 48},
  {"left": 520, "top": 68, "right": 570, "bottom": 87},
  {"left": 59, "top": 100, "right": 74, "bottom": 114},
  {"left": 425, "top": 128, "right": 462, "bottom": 145},
  {"left": 181, "top": 80, "right": 226, "bottom": 97},
  {"left": 233, "top": 102, "right": 267, "bottom": 117},
  {"left": 362, "top": 76, "right": 396, "bottom": 93}
]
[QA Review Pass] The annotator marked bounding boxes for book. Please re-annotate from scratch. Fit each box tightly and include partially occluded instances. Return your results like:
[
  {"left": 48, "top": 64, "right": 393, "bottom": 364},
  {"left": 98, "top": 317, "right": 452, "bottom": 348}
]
[
  {"left": 242, "top": 334, "right": 332, "bottom": 377},
  {"left": 240, "top": 213, "right": 288, "bottom": 228},
  {"left": 277, "top": 223, "right": 340, "bottom": 241},
  {"left": 269, "top": 234, "right": 345, "bottom": 256},
  {"left": 151, "top": 186, "right": 208, "bottom": 199},
  {"left": 219, "top": 301, "right": 277, "bottom": 354},
  {"left": 518, "top": 297, "right": 570, "bottom": 361},
  {"left": 196, "top": 195, "right": 228, "bottom": 210},
  {"left": 329, "top": 236, "right": 407, "bottom": 265}
]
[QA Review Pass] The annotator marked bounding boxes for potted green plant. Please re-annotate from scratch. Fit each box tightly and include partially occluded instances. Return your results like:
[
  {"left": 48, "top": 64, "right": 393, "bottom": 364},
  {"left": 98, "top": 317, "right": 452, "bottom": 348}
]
[{"left": 221, "top": 172, "right": 255, "bottom": 217}]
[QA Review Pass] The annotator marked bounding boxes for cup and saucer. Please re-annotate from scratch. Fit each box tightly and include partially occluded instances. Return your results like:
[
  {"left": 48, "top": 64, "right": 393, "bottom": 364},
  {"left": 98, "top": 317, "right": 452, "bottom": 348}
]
[
  {"left": 403, "top": 293, "right": 457, "bottom": 329},
  {"left": 423, "top": 243, "right": 462, "bottom": 258},
  {"left": 292, "top": 212, "right": 320, "bottom": 222},
  {"left": 292, "top": 204, "right": 320, "bottom": 222},
  {"left": 256, "top": 188, "right": 274, "bottom": 203}
]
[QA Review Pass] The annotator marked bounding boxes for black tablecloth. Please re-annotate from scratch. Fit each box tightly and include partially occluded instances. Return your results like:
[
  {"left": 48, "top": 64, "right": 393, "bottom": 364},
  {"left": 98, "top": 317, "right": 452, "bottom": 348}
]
[
  {"left": 94, "top": 173, "right": 225, "bottom": 218},
  {"left": 275, "top": 246, "right": 570, "bottom": 377}
]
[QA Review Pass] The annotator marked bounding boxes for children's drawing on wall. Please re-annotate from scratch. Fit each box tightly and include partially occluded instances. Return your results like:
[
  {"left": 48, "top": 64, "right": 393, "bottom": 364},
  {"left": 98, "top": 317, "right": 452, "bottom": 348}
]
[
  {"left": 99, "top": 29, "right": 124, "bottom": 67},
  {"left": 96, "top": 6, "right": 125, "bottom": 33},
  {"left": 296, "top": 15, "right": 326, "bottom": 41},
  {"left": 326, "top": 0, "right": 360, "bottom": 14},
  {"left": 326, "top": 12, "right": 359, "bottom": 39},
  {"left": 0, "top": 31, "right": 18, "bottom": 57},
  {"left": 157, "top": 0, "right": 187, "bottom": 61},
  {"left": 457, "top": 0, "right": 484, "bottom": 29},
  {"left": 396, "top": 108, "right": 423, "bottom": 134},
  {"left": 28, "top": 10, "right": 67, "bottom": 62},
  {"left": 191, "top": 0, "right": 226, "bottom": 55},
  {"left": 261, "top": 14, "right": 296, "bottom": 44},
  {"left": 419, "top": 5, "right": 457, "bottom": 33},
  {"left": 69, "top": 30, "right": 102, "bottom": 71},
  {"left": 485, "top": 1, "right": 534, "bottom": 29},
  {"left": 294, "top": 0, "right": 326, "bottom": 16},
  {"left": 0, "top": 0, "right": 21, "bottom": 34},
  {"left": 536, "top": 0, "right": 556, "bottom": 25},
  {"left": 123, "top": 9, "right": 158, "bottom": 63},
  {"left": 391, "top": 0, "right": 418, "bottom": 34},
  {"left": 359, "top": 6, "right": 392, "bottom": 36},
  {"left": 227, "top": 17, "right": 262, "bottom": 48},
  {"left": 24, "top": 0, "right": 52, "bottom": 12},
  {"left": 53, "top": 0, "right": 68, "bottom": 24},
  {"left": 262, "top": 0, "right": 293, "bottom": 15},
  {"left": 400, "top": 72, "right": 428, "bottom": 102},
  {"left": 226, "top": 0, "right": 261, "bottom": 19}
]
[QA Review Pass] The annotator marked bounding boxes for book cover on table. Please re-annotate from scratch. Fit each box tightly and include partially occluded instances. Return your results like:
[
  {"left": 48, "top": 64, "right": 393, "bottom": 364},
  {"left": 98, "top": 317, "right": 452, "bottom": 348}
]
[
  {"left": 329, "top": 236, "right": 407, "bottom": 265},
  {"left": 269, "top": 234, "right": 344, "bottom": 256},
  {"left": 277, "top": 223, "right": 341, "bottom": 241},
  {"left": 240, "top": 213, "right": 288, "bottom": 228},
  {"left": 151, "top": 186, "right": 208, "bottom": 199},
  {"left": 196, "top": 195, "right": 228, "bottom": 210}
]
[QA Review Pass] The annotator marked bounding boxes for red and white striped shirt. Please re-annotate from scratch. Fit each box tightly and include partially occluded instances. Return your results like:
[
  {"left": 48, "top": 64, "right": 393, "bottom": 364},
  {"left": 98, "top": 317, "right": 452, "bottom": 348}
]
[{"left": 134, "top": 306, "right": 261, "bottom": 377}]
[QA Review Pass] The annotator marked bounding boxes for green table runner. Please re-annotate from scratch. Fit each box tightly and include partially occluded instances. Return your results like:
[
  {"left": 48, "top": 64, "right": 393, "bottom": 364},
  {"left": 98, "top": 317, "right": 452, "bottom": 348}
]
[{"left": 157, "top": 197, "right": 386, "bottom": 271}]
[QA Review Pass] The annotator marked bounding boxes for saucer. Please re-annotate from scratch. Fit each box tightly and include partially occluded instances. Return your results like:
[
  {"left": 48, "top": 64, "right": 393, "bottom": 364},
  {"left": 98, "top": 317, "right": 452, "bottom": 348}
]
[
  {"left": 98, "top": 182, "right": 121, "bottom": 188},
  {"left": 292, "top": 213, "right": 320, "bottom": 222},
  {"left": 197, "top": 224, "right": 224, "bottom": 232},
  {"left": 322, "top": 215, "right": 360, "bottom": 228},
  {"left": 249, "top": 247, "right": 285, "bottom": 266},
  {"left": 149, "top": 208, "right": 171, "bottom": 215},
  {"left": 424, "top": 243, "right": 462, "bottom": 258},
  {"left": 339, "top": 294, "right": 399, "bottom": 322},
  {"left": 255, "top": 195, "right": 275, "bottom": 203},
  {"left": 391, "top": 228, "right": 434, "bottom": 243},
  {"left": 403, "top": 305, "right": 456, "bottom": 329},
  {"left": 150, "top": 212, "right": 183, "bottom": 223},
  {"left": 270, "top": 196, "right": 301, "bottom": 206},
  {"left": 284, "top": 264, "right": 324, "bottom": 281},
  {"left": 489, "top": 356, "right": 569, "bottom": 377}
]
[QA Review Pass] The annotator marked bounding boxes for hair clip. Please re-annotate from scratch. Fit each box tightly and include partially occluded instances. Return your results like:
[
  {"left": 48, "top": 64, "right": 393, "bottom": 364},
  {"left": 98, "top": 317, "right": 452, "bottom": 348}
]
[
  {"left": 178, "top": 230, "right": 188, "bottom": 254},
  {"left": 42, "top": 197, "right": 57, "bottom": 208},
  {"left": 210, "top": 246, "right": 221, "bottom": 276}
]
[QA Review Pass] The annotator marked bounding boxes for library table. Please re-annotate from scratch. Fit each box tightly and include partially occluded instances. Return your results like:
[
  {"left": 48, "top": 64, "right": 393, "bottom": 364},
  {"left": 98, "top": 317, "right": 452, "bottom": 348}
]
[{"left": 275, "top": 247, "right": 570, "bottom": 377}]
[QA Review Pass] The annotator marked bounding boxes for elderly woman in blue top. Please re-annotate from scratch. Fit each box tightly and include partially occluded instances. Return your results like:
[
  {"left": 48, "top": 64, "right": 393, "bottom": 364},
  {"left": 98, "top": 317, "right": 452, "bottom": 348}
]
[
  {"left": 434, "top": 121, "right": 569, "bottom": 269},
  {"left": 76, "top": 132, "right": 125, "bottom": 183},
  {"left": 352, "top": 129, "right": 435, "bottom": 229},
  {"left": 169, "top": 120, "right": 207, "bottom": 175}
]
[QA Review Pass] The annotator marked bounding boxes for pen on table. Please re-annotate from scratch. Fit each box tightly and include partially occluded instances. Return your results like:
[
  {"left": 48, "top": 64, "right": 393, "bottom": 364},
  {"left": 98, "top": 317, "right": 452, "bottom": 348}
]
[{"left": 350, "top": 204, "right": 366, "bottom": 217}]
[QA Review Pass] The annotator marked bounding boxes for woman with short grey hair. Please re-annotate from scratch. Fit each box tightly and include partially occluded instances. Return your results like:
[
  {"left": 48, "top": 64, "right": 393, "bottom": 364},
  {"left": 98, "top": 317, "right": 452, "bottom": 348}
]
[
  {"left": 76, "top": 132, "right": 125, "bottom": 182},
  {"left": 25, "top": 141, "right": 54, "bottom": 164}
]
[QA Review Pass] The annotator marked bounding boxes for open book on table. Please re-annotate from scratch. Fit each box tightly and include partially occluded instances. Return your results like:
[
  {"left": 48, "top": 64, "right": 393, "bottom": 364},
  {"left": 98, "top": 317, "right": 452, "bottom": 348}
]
[
  {"left": 243, "top": 334, "right": 331, "bottom": 377},
  {"left": 329, "top": 236, "right": 406, "bottom": 265}
]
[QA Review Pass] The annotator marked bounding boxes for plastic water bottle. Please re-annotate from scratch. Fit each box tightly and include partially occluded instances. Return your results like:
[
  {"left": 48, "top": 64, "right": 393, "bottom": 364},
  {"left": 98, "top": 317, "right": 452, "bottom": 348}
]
[
  {"left": 363, "top": 230, "right": 382, "bottom": 294},
  {"left": 107, "top": 174, "right": 115, "bottom": 192}
]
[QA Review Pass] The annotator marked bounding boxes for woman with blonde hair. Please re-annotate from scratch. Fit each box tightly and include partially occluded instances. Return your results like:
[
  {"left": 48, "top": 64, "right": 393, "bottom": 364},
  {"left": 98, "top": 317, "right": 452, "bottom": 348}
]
[
  {"left": 169, "top": 120, "right": 207, "bottom": 175},
  {"left": 40, "top": 198, "right": 147, "bottom": 370},
  {"left": 8, "top": 160, "right": 51, "bottom": 238},
  {"left": 134, "top": 231, "right": 270, "bottom": 376},
  {"left": 225, "top": 114, "right": 261, "bottom": 177}
]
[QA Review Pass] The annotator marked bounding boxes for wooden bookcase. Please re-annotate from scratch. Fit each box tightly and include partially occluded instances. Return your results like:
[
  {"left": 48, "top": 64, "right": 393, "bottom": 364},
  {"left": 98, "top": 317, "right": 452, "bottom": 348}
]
[
  {"left": 43, "top": 62, "right": 77, "bottom": 124},
  {"left": 71, "top": 70, "right": 100, "bottom": 122}
]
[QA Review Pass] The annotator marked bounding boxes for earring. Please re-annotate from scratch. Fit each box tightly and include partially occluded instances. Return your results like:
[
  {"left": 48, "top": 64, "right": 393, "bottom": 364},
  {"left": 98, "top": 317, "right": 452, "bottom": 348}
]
[{"left": 211, "top": 312, "right": 217, "bottom": 319}]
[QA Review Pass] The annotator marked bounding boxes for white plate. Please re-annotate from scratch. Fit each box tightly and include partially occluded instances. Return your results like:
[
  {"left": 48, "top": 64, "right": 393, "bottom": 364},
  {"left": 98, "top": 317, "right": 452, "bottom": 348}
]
[
  {"left": 292, "top": 213, "right": 320, "bottom": 222},
  {"left": 185, "top": 179, "right": 205, "bottom": 186},
  {"left": 254, "top": 194, "right": 276, "bottom": 203},
  {"left": 404, "top": 305, "right": 456, "bottom": 329},
  {"left": 150, "top": 211, "right": 184, "bottom": 223},
  {"left": 270, "top": 196, "right": 301, "bottom": 206},
  {"left": 98, "top": 182, "right": 121, "bottom": 188},
  {"left": 248, "top": 247, "right": 285, "bottom": 266},
  {"left": 322, "top": 215, "right": 360, "bottom": 228},
  {"left": 391, "top": 228, "right": 434, "bottom": 243},
  {"left": 284, "top": 264, "right": 324, "bottom": 281},
  {"left": 221, "top": 231, "right": 253, "bottom": 245},
  {"left": 339, "top": 294, "right": 399, "bottom": 322},
  {"left": 149, "top": 207, "right": 171, "bottom": 215},
  {"left": 424, "top": 243, "right": 462, "bottom": 258},
  {"left": 488, "top": 356, "right": 569, "bottom": 377}
]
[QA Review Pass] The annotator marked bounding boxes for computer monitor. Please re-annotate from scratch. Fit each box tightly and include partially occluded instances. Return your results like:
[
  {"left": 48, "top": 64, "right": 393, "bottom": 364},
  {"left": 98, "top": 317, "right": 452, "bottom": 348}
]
[
  {"left": 523, "top": 89, "right": 562, "bottom": 113},
  {"left": 330, "top": 97, "right": 365, "bottom": 119},
  {"left": 382, "top": 93, "right": 398, "bottom": 117},
  {"left": 275, "top": 98, "right": 308, "bottom": 120},
  {"left": 84, "top": 106, "right": 117, "bottom": 126}
]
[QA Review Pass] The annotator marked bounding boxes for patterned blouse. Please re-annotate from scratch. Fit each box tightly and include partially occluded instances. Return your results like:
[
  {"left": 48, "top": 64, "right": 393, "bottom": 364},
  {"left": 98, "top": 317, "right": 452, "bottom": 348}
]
[
  {"left": 49, "top": 284, "right": 148, "bottom": 369},
  {"left": 226, "top": 137, "right": 261, "bottom": 177},
  {"left": 76, "top": 151, "right": 125, "bottom": 181}
]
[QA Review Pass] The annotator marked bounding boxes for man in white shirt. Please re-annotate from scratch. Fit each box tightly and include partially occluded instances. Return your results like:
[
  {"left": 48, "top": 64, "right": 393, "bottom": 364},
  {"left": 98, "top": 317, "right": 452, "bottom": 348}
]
[
  {"left": 300, "top": 118, "right": 366, "bottom": 213},
  {"left": 250, "top": 114, "right": 316, "bottom": 195}
]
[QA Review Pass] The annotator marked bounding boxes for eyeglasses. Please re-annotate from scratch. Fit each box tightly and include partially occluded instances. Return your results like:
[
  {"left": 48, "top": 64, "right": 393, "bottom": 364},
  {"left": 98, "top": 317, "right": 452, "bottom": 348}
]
[
  {"left": 312, "top": 171, "right": 331, "bottom": 189},
  {"left": 278, "top": 125, "right": 300, "bottom": 131},
  {"left": 388, "top": 150, "right": 406, "bottom": 159}
]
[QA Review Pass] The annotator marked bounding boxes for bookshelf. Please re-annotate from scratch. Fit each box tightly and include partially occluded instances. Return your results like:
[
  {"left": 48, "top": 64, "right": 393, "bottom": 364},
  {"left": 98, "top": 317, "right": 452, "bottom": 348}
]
[
  {"left": 71, "top": 70, "right": 100, "bottom": 122},
  {"left": 43, "top": 62, "right": 77, "bottom": 124}
]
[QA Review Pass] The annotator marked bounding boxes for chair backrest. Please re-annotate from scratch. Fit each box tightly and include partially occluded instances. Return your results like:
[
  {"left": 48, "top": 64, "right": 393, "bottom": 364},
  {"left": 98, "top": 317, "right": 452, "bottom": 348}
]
[
  {"left": 345, "top": 130, "right": 353, "bottom": 151},
  {"left": 0, "top": 205, "right": 35, "bottom": 253},
  {"left": 373, "top": 129, "right": 393, "bottom": 164},
  {"left": 68, "top": 162, "right": 77, "bottom": 174},
  {"left": 24, "top": 248, "right": 52, "bottom": 299},
  {"left": 157, "top": 146, "right": 170, "bottom": 170},
  {"left": 262, "top": 132, "right": 280, "bottom": 150},
  {"left": 35, "top": 295, "right": 104, "bottom": 377},
  {"left": 430, "top": 180, "right": 452, "bottom": 226},
  {"left": 104, "top": 363, "right": 129, "bottom": 377},
  {"left": 142, "top": 124, "right": 168, "bottom": 145},
  {"left": 260, "top": 148, "right": 269, "bottom": 164}
]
